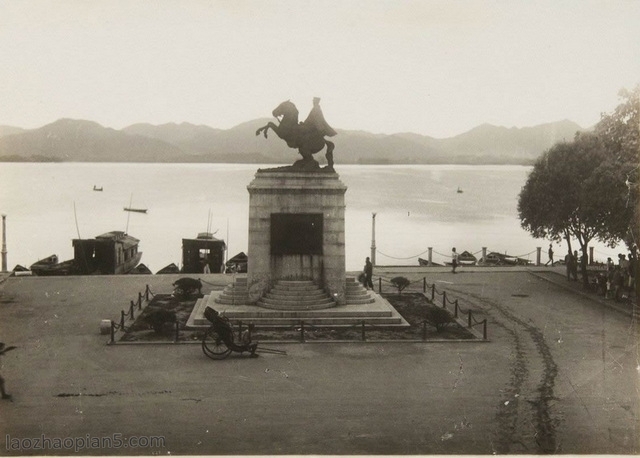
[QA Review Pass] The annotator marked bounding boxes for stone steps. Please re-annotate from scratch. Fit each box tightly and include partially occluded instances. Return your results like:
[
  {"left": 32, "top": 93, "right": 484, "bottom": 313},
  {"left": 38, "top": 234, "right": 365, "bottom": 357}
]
[
  {"left": 257, "top": 279, "right": 336, "bottom": 310},
  {"left": 187, "top": 294, "right": 408, "bottom": 328},
  {"left": 214, "top": 276, "right": 375, "bottom": 307}
]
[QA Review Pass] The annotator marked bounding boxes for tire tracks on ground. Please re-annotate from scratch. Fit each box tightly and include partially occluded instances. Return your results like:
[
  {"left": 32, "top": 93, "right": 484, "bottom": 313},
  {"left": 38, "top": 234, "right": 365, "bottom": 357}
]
[{"left": 445, "top": 286, "right": 560, "bottom": 453}]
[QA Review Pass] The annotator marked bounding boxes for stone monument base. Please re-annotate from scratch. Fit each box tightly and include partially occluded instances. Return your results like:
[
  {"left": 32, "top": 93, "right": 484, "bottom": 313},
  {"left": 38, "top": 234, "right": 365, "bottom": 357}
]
[{"left": 186, "top": 293, "right": 409, "bottom": 328}]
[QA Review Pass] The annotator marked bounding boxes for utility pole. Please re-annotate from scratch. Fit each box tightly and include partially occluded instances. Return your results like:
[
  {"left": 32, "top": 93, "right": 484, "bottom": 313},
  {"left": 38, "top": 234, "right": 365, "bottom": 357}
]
[
  {"left": 370, "top": 212, "right": 376, "bottom": 266},
  {"left": 1, "top": 214, "right": 7, "bottom": 272}
]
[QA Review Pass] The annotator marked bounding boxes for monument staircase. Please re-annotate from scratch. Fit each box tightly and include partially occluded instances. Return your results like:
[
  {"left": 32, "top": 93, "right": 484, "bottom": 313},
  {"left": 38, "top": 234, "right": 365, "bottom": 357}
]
[
  {"left": 187, "top": 276, "right": 408, "bottom": 327},
  {"left": 214, "top": 276, "right": 374, "bottom": 308}
]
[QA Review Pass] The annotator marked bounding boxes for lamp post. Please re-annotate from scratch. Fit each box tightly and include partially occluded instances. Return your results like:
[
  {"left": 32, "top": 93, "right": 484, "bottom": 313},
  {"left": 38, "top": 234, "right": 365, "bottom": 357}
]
[
  {"left": 370, "top": 212, "right": 376, "bottom": 266},
  {"left": 1, "top": 214, "right": 7, "bottom": 272}
]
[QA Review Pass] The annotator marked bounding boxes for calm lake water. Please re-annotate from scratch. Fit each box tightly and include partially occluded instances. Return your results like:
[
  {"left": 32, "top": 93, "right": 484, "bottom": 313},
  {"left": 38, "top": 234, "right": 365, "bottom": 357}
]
[{"left": 0, "top": 163, "right": 621, "bottom": 271}]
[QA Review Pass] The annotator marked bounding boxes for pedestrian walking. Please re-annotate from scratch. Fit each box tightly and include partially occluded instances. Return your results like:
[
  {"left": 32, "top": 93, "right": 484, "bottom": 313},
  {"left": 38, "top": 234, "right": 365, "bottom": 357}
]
[
  {"left": 545, "top": 244, "right": 554, "bottom": 266},
  {"left": 451, "top": 247, "right": 459, "bottom": 274},
  {"left": 364, "top": 257, "right": 374, "bottom": 290}
]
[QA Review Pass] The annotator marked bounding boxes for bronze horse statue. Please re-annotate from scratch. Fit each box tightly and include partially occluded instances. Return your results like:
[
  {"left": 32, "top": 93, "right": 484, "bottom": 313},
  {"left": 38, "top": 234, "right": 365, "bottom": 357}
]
[{"left": 255, "top": 98, "right": 337, "bottom": 169}]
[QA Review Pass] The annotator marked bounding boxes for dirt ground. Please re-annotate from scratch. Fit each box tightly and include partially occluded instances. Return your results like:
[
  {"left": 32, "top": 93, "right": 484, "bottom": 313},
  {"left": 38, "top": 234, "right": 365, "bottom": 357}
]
[{"left": 0, "top": 271, "right": 637, "bottom": 455}]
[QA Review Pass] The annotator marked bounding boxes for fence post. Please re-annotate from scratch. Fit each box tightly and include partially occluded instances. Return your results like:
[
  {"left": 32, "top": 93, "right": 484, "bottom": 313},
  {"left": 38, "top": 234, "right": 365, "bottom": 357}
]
[
  {"left": 129, "top": 302, "right": 135, "bottom": 320},
  {"left": 361, "top": 321, "right": 366, "bottom": 341},
  {"left": 378, "top": 277, "right": 382, "bottom": 293},
  {"left": 431, "top": 284, "right": 435, "bottom": 301},
  {"left": 468, "top": 310, "right": 472, "bottom": 328},
  {"left": 300, "top": 321, "right": 305, "bottom": 343},
  {"left": 110, "top": 321, "right": 115, "bottom": 344},
  {"left": 442, "top": 291, "right": 447, "bottom": 308},
  {"left": 174, "top": 320, "right": 179, "bottom": 342},
  {"left": 483, "top": 320, "right": 487, "bottom": 340},
  {"left": 120, "top": 310, "right": 125, "bottom": 329},
  {"left": 138, "top": 292, "right": 142, "bottom": 309},
  {"left": 454, "top": 300, "right": 459, "bottom": 318},
  {"left": 536, "top": 247, "right": 541, "bottom": 266},
  {"left": 482, "top": 247, "right": 487, "bottom": 264},
  {"left": 145, "top": 285, "right": 150, "bottom": 301},
  {"left": 428, "top": 247, "right": 433, "bottom": 266},
  {"left": 423, "top": 277, "right": 426, "bottom": 293}
]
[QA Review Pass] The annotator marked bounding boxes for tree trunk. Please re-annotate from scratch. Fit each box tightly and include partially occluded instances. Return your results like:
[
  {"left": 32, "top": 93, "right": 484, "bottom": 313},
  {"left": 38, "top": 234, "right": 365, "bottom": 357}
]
[{"left": 564, "top": 231, "right": 573, "bottom": 259}]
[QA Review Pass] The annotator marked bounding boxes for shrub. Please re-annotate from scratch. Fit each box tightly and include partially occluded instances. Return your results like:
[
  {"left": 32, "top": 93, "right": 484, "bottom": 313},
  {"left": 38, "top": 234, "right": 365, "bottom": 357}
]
[
  {"left": 390, "top": 276, "right": 411, "bottom": 295},
  {"left": 424, "top": 307, "right": 454, "bottom": 332}
]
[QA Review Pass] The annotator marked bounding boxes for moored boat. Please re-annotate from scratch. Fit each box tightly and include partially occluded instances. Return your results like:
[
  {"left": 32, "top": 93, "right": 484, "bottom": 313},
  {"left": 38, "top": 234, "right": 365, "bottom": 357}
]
[
  {"left": 73, "top": 231, "right": 143, "bottom": 274},
  {"left": 123, "top": 207, "right": 147, "bottom": 213}
]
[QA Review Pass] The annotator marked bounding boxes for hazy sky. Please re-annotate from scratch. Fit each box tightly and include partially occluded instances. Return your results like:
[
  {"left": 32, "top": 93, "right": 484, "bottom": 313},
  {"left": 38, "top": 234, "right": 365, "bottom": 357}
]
[{"left": 1, "top": 0, "right": 639, "bottom": 138}]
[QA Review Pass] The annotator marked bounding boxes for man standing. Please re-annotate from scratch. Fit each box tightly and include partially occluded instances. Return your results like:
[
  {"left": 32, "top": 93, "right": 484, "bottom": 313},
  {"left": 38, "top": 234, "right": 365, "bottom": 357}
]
[
  {"left": 565, "top": 251, "right": 574, "bottom": 281},
  {"left": 364, "top": 257, "right": 374, "bottom": 290},
  {"left": 451, "top": 247, "right": 459, "bottom": 274}
]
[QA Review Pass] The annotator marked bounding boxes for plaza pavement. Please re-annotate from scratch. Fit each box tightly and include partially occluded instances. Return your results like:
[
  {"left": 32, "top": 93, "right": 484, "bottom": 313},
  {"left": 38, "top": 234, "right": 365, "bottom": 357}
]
[{"left": 0, "top": 268, "right": 637, "bottom": 455}]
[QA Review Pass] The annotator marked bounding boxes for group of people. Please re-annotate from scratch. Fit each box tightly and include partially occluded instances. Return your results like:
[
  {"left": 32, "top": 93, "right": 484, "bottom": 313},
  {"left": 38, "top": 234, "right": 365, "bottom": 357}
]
[
  {"left": 562, "top": 246, "right": 637, "bottom": 301},
  {"left": 598, "top": 252, "right": 637, "bottom": 300}
]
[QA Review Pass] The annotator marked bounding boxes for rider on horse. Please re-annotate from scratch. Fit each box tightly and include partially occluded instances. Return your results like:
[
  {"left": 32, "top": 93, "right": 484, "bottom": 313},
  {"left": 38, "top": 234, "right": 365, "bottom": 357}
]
[{"left": 256, "top": 98, "right": 337, "bottom": 169}]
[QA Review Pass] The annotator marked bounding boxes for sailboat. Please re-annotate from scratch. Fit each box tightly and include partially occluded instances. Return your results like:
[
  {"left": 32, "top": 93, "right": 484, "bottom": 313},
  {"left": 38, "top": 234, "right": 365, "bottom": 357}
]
[{"left": 457, "top": 187, "right": 463, "bottom": 194}]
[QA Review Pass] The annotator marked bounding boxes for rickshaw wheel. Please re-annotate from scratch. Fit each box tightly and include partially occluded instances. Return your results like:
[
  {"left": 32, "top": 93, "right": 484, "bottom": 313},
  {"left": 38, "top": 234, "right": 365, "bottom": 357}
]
[{"left": 202, "top": 327, "right": 232, "bottom": 360}]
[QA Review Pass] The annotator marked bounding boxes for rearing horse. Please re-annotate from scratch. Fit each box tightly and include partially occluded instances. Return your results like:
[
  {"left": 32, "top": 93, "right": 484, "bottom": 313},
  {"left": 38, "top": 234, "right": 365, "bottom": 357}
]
[{"left": 255, "top": 99, "right": 336, "bottom": 168}]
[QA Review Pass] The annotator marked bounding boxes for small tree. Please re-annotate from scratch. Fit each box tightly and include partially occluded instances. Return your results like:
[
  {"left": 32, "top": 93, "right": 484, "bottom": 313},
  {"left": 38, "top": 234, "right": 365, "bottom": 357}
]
[
  {"left": 425, "top": 307, "right": 454, "bottom": 332},
  {"left": 390, "top": 276, "right": 410, "bottom": 295}
]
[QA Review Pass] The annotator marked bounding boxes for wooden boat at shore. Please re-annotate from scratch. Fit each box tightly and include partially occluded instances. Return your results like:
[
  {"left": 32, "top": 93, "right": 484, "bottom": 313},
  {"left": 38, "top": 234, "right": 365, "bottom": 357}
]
[
  {"left": 156, "top": 263, "right": 180, "bottom": 274},
  {"left": 73, "top": 231, "right": 143, "bottom": 274},
  {"left": 484, "top": 252, "right": 530, "bottom": 266},
  {"left": 123, "top": 207, "right": 147, "bottom": 213},
  {"left": 93, "top": 185, "right": 103, "bottom": 191},
  {"left": 182, "top": 232, "right": 226, "bottom": 274},
  {"left": 30, "top": 255, "right": 79, "bottom": 276},
  {"left": 30, "top": 231, "right": 143, "bottom": 276}
]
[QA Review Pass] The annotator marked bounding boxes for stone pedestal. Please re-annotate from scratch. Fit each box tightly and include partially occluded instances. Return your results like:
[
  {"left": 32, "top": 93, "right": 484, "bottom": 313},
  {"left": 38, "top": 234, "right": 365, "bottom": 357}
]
[{"left": 247, "top": 170, "right": 347, "bottom": 305}]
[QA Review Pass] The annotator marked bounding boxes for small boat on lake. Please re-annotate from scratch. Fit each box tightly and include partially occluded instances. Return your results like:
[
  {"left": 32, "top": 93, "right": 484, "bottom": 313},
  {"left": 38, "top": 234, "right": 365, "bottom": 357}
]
[
  {"left": 457, "top": 187, "right": 463, "bottom": 193},
  {"left": 123, "top": 207, "right": 147, "bottom": 214},
  {"left": 93, "top": 185, "right": 103, "bottom": 191}
]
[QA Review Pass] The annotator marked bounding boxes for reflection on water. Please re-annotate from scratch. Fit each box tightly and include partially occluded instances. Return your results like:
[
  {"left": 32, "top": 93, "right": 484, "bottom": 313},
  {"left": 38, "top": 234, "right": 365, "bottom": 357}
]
[{"left": 0, "top": 163, "right": 622, "bottom": 271}]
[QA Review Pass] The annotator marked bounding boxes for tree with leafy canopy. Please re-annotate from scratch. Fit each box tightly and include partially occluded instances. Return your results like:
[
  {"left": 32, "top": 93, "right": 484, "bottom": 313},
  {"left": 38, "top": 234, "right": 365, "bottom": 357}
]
[
  {"left": 518, "top": 85, "right": 639, "bottom": 286},
  {"left": 518, "top": 135, "right": 603, "bottom": 285},
  {"left": 592, "top": 86, "right": 639, "bottom": 249}
]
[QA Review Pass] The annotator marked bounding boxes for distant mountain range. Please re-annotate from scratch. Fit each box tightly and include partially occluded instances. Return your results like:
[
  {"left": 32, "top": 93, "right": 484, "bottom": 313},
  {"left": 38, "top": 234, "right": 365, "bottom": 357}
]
[{"left": 0, "top": 118, "right": 585, "bottom": 165}]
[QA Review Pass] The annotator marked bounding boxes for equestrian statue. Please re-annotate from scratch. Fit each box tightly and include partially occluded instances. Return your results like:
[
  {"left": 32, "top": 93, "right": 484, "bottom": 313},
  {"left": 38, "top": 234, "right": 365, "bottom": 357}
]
[{"left": 255, "top": 97, "right": 337, "bottom": 170}]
